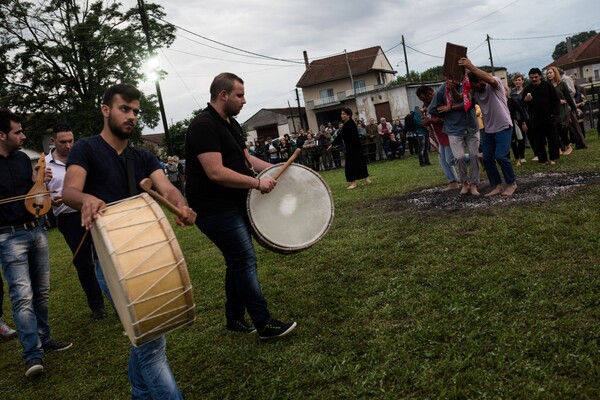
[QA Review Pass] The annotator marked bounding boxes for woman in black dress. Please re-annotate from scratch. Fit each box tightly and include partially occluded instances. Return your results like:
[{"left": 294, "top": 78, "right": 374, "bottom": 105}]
[{"left": 328, "top": 107, "right": 371, "bottom": 189}]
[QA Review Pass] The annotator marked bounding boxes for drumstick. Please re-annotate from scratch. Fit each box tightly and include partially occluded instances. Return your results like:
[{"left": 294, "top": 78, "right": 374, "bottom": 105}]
[
  {"left": 272, "top": 148, "right": 302, "bottom": 181},
  {"left": 139, "top": 178, "right": 183, "bottom": 217}
]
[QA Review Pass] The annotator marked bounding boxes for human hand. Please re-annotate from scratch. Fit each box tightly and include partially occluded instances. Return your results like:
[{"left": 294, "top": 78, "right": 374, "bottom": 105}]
[
  {"left": 257, "top": 177, "right": 277, "bottom": 193},
  {"left": 524, "top": 93, "right": 532, "bottom": 102},
  {"left": 458, "top": 57, "right": 473, "bottom": 69},
  {"left": 51, "top": 196, "right": 63, "bottom": 207},
  {"left": 80, "top": 195, "right": 106, "bottom": 230},
  {"left": 174, "top": 206, "right": 197, "bottom": 227}
]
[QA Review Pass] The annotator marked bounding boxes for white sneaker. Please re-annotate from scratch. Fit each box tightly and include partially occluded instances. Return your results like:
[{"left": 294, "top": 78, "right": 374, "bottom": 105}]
[{"left": 0, "top": 317, "right": 17, "bottom": 340}]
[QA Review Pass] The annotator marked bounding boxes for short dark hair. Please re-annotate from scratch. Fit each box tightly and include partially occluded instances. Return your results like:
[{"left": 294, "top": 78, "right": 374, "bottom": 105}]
[
  {"left": 467, "top": 72, "right": 480, "bottom": 83},
  {"left": 52, "top": 123, "right": 71, "bottom": 137},
  {"left": 341, "top": 107, "right": 353, "bottom": 117},
  {"left": 0, "top": 110, "right": 22, "bottom": 135},
  {"left": 102, "top": 83, "right": 141, "bottom": 106},
  {"left": 416, "top": 85, "right": 434, "bottom": 97},
  {"left": 528, "top": 68, "right": 542, "bottom": 76},
  {"left": 209, "top": 72, "right": 244, "bottom": 101}
]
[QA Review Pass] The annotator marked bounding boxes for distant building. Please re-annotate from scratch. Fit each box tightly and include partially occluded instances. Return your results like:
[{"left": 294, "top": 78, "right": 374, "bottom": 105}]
[
  {"left": 140, "top": 133, "right": 165, "bottom": 157},
  {"left": 546, "top": 33, "right": 600, "bottom": 87},
  {"left": 296, "top": 46, "right": 396, "bottom": 131},
  {"left": 244, "top": 107, "right": 306, "bottom": 143}
]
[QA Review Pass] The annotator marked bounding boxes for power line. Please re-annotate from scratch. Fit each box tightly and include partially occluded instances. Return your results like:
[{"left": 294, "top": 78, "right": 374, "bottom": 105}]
[
  {"left": 155, "top": 16, "right": 304, "bottom": 65},
  {"left": 158, "top": 49, "right": 202, "bottom": 109},
  {"left": 492, "top": 29, "right": 600, "bottom": 41},
  {"left": 404, "top": 44, "right": 443, "bottom": 59},
  {"left": 165, "top": 48, "right": 304, "bottom": 68}
]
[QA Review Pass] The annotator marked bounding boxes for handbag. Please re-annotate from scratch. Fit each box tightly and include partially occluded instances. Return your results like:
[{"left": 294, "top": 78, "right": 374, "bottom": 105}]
[{"left": 513, "top": 119, "right": 523, "bottom": 141}]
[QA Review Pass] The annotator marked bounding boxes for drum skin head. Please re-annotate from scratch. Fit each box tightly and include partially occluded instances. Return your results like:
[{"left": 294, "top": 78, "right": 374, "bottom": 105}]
[{"left": 247, "top": 163, "right": 334, "bottom": 253}]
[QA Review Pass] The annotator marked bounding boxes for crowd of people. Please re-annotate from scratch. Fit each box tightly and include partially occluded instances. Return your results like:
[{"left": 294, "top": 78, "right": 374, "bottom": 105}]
[
  {"left": 257, "top": 61, "right": 591, "bottom": 196},
  {"left": 0, "top": 59, "right": 596, "bottom": 397}
]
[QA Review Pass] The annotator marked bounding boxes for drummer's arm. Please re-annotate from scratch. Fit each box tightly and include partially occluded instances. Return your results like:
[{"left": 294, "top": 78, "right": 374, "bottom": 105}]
[
  {"left": 148, "top": 169, "right": 196, "bottom": 227},
  {"left": 63, "top": 164, "right": 106, "bottom": 230},
  {"left": 198, "top": 152, "right": 275, "bottom": 193},
  {"left": 246, "top": 149, "right": 271, "bottom": 173}
]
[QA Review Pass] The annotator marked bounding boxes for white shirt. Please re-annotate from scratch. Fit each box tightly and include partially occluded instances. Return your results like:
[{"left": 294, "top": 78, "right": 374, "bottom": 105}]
[{"left": 45, "top": 149, "right": 77, "bottom": 216}]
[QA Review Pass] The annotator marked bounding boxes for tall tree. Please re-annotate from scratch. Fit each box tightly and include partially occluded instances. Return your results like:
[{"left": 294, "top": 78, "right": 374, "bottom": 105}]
[
  {"left": 0, "top": 0, "right": 175, "bottom": 149},
  {"left": 167, "top": 108, "right": 202, "bottom": 158},
  {"left": 552, "top": 31, "right": 597, "bottom": 60}
]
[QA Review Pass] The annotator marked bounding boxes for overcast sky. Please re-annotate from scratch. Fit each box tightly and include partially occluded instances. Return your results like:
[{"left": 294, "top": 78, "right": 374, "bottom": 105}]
[{"left": 121, "top": 0, "right": 599, "bottom": 132}]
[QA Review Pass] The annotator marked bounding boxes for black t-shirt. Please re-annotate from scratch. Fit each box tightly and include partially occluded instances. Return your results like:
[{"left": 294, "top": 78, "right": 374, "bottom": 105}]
[
  {"left": 0, "top": 150, "right": 36, "bottom": 225},
  {"left": 67, "top": 135, "right": 161, "bottom": 203},
  {"left": 185, "top": 104, "right": 253, "bottom": 217}
]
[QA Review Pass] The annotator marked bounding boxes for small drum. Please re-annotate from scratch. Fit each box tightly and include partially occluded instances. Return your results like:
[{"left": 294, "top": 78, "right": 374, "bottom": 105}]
[
  {"left": 91, "top": 193, "right": 195, "bottom": 346},
  {"left": 247, "top": 163, "right": 334, "bottom": 253}
]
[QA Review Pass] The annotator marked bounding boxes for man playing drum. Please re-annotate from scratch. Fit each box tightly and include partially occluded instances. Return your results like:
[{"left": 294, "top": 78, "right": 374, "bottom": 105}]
[
  {"left": 63, "top": 83, "right": 196, "bottom": 399},
  {"left": 185, "top": 72, "right": 297, "bottom": 340}
]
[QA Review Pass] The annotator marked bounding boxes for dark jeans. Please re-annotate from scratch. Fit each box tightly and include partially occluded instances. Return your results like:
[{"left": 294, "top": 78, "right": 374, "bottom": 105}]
[
  {"left": 57, "top": 212, "right": 104, "bottom": 312},
  {"left": 417, "top": 135, "right": 430, "bottom": 165},
  {"left": 196, "top": 210, "right": 270, "bottom": 329}
]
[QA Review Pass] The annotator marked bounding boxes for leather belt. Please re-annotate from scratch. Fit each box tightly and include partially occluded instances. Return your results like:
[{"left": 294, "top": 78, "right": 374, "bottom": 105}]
[{"left": 0, "top": 220, "right": 40, "bottom": 234}]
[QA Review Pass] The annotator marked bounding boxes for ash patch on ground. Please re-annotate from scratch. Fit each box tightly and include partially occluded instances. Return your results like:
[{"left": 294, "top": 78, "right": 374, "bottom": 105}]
[{"left": 391, "top": 172, "right": 600, "bottom": 212}]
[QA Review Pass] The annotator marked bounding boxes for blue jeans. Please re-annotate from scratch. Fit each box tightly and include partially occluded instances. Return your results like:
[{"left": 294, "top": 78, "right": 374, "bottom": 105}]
[
  {"left": 95, "top": 262, "right": 182, "bottom": 400},
  {"left": 0, "top": 226, "right": 50, "bottom": 362},
  {"left": 196, "top": 210, "right": 270, "bottom": 329},
  {"left": 481, "top": 127, "right": 516, "bottom": 188},
  {"left": 438, "top": 145, "right": 458, "bottom": 182}
]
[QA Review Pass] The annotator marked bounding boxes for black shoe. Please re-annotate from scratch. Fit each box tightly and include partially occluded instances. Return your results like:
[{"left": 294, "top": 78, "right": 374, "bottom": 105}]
[
  {"left": 42, "top": 339, "right": 73, "bottom": 352},
  {"left": 25, "top": 358, "right": 44, "bottom": 378},
  {"left": 227, "top": 318, "right": 256, "bottom": 334},
  {"left": 258, "top": 319, "right": 297, "bottom": 340},
  {"left": 91, "top": 308, "right": 107, "bottom": 320}
]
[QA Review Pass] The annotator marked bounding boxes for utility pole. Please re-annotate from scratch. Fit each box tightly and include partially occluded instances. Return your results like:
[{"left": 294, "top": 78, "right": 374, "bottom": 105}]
[
  {"left": 402, "top": 35, "right": 410, "bottom": 80},
  {"left": 138, "top": 0, "right": 173, "bottom": 155},
  {"left": 288, "top": 101, "right": 297, "bottom": 132},
  {"left": 344, "top": 49, "right": 355, "bottom": 96},
  {"left": 486, "top": 34, "right": 495, "bottom": 76},
  {"left": 295, "top": 88, "right": 304, "bottom": 130}
]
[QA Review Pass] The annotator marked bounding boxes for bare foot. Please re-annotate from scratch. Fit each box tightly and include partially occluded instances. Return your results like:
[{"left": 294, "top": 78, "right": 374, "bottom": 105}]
[
  {"left": 364, "top": 178, "right": 372, "bottom": 185},
  {"left": 516, "top": 160, "right": 521, "bottom": 167},
  {"left": 531, "top": 156, "right": 538, "bottom": 161},
  {"left": 520, "top": 158, "right": 527, "bottom": 164},
  {"left": 460, "top": 182, "right": 469, "bottom": 195},
  {"left": 484, "top": 185, "right": 503, "bottom": 197},
  {"left": 442, "top": 181, "right": 460, "bottom": 192},
  {"left": 547, "top": 160, "right": 556, "bottom": 165},
  {"left": 347, "top": 183, "right": 357, "bottom": 190},
  {"left": 470, "top": 184, "right": 480, "bottom": 196},
  {"left": 563, "top": 145, "right": 573, "bottom": 156},
  {"left": 502, "top": 183, "right": 517, "bottom": 196}
]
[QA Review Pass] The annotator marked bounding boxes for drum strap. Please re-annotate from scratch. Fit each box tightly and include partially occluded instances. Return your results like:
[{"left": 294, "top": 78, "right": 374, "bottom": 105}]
[{"left": 124, "top": 146, "right": 138, "bottom": 196}]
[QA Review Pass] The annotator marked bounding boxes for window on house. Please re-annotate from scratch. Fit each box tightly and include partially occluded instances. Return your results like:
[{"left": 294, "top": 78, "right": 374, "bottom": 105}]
[
  {"left": 594, "top": 64, "right": 600, "bottom": 81},
  {"left": 319, "top": 88, "right": 335, "bottom": 104},
  {"left": 354, "top": 80, "right": 366, "bottom": 94}
]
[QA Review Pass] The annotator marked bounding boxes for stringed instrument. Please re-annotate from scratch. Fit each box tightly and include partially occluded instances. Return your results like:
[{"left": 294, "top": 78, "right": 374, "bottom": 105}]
[{"left": 24, "top": 153, "right": 52, "bottom": 218}]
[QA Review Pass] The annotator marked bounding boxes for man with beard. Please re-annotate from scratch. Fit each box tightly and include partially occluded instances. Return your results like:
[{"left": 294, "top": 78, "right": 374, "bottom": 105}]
[
  {"left": 0, "top": 110, "right": 72, "bottom": 378},
  {"left": 521, "top": 68, "right": 560, "bottom": 164},
  {"left": 185, "top": 72, "right": 297, "bottom": 340},
  {"left": 63, "top": 83, "right": 196, "bottom": 399}
]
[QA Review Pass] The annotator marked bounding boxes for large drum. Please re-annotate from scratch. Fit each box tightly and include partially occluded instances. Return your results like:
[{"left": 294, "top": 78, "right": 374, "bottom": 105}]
[
  {"left": 91, "top": 193, "right": 195, "bottom": 346},
  {"left": 247, "top": 163, "right": 334, "bottom": 253}
]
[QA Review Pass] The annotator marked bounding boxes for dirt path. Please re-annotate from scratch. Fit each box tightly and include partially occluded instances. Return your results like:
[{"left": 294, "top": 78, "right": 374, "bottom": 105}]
[{"left": 393, "top": 172, "right": 600, "bottom": 212}]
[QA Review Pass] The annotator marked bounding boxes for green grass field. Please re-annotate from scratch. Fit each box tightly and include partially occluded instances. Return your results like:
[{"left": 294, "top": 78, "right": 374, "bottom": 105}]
[{"left": 1, "top": 131, "right": 600, "bottom": 399}]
